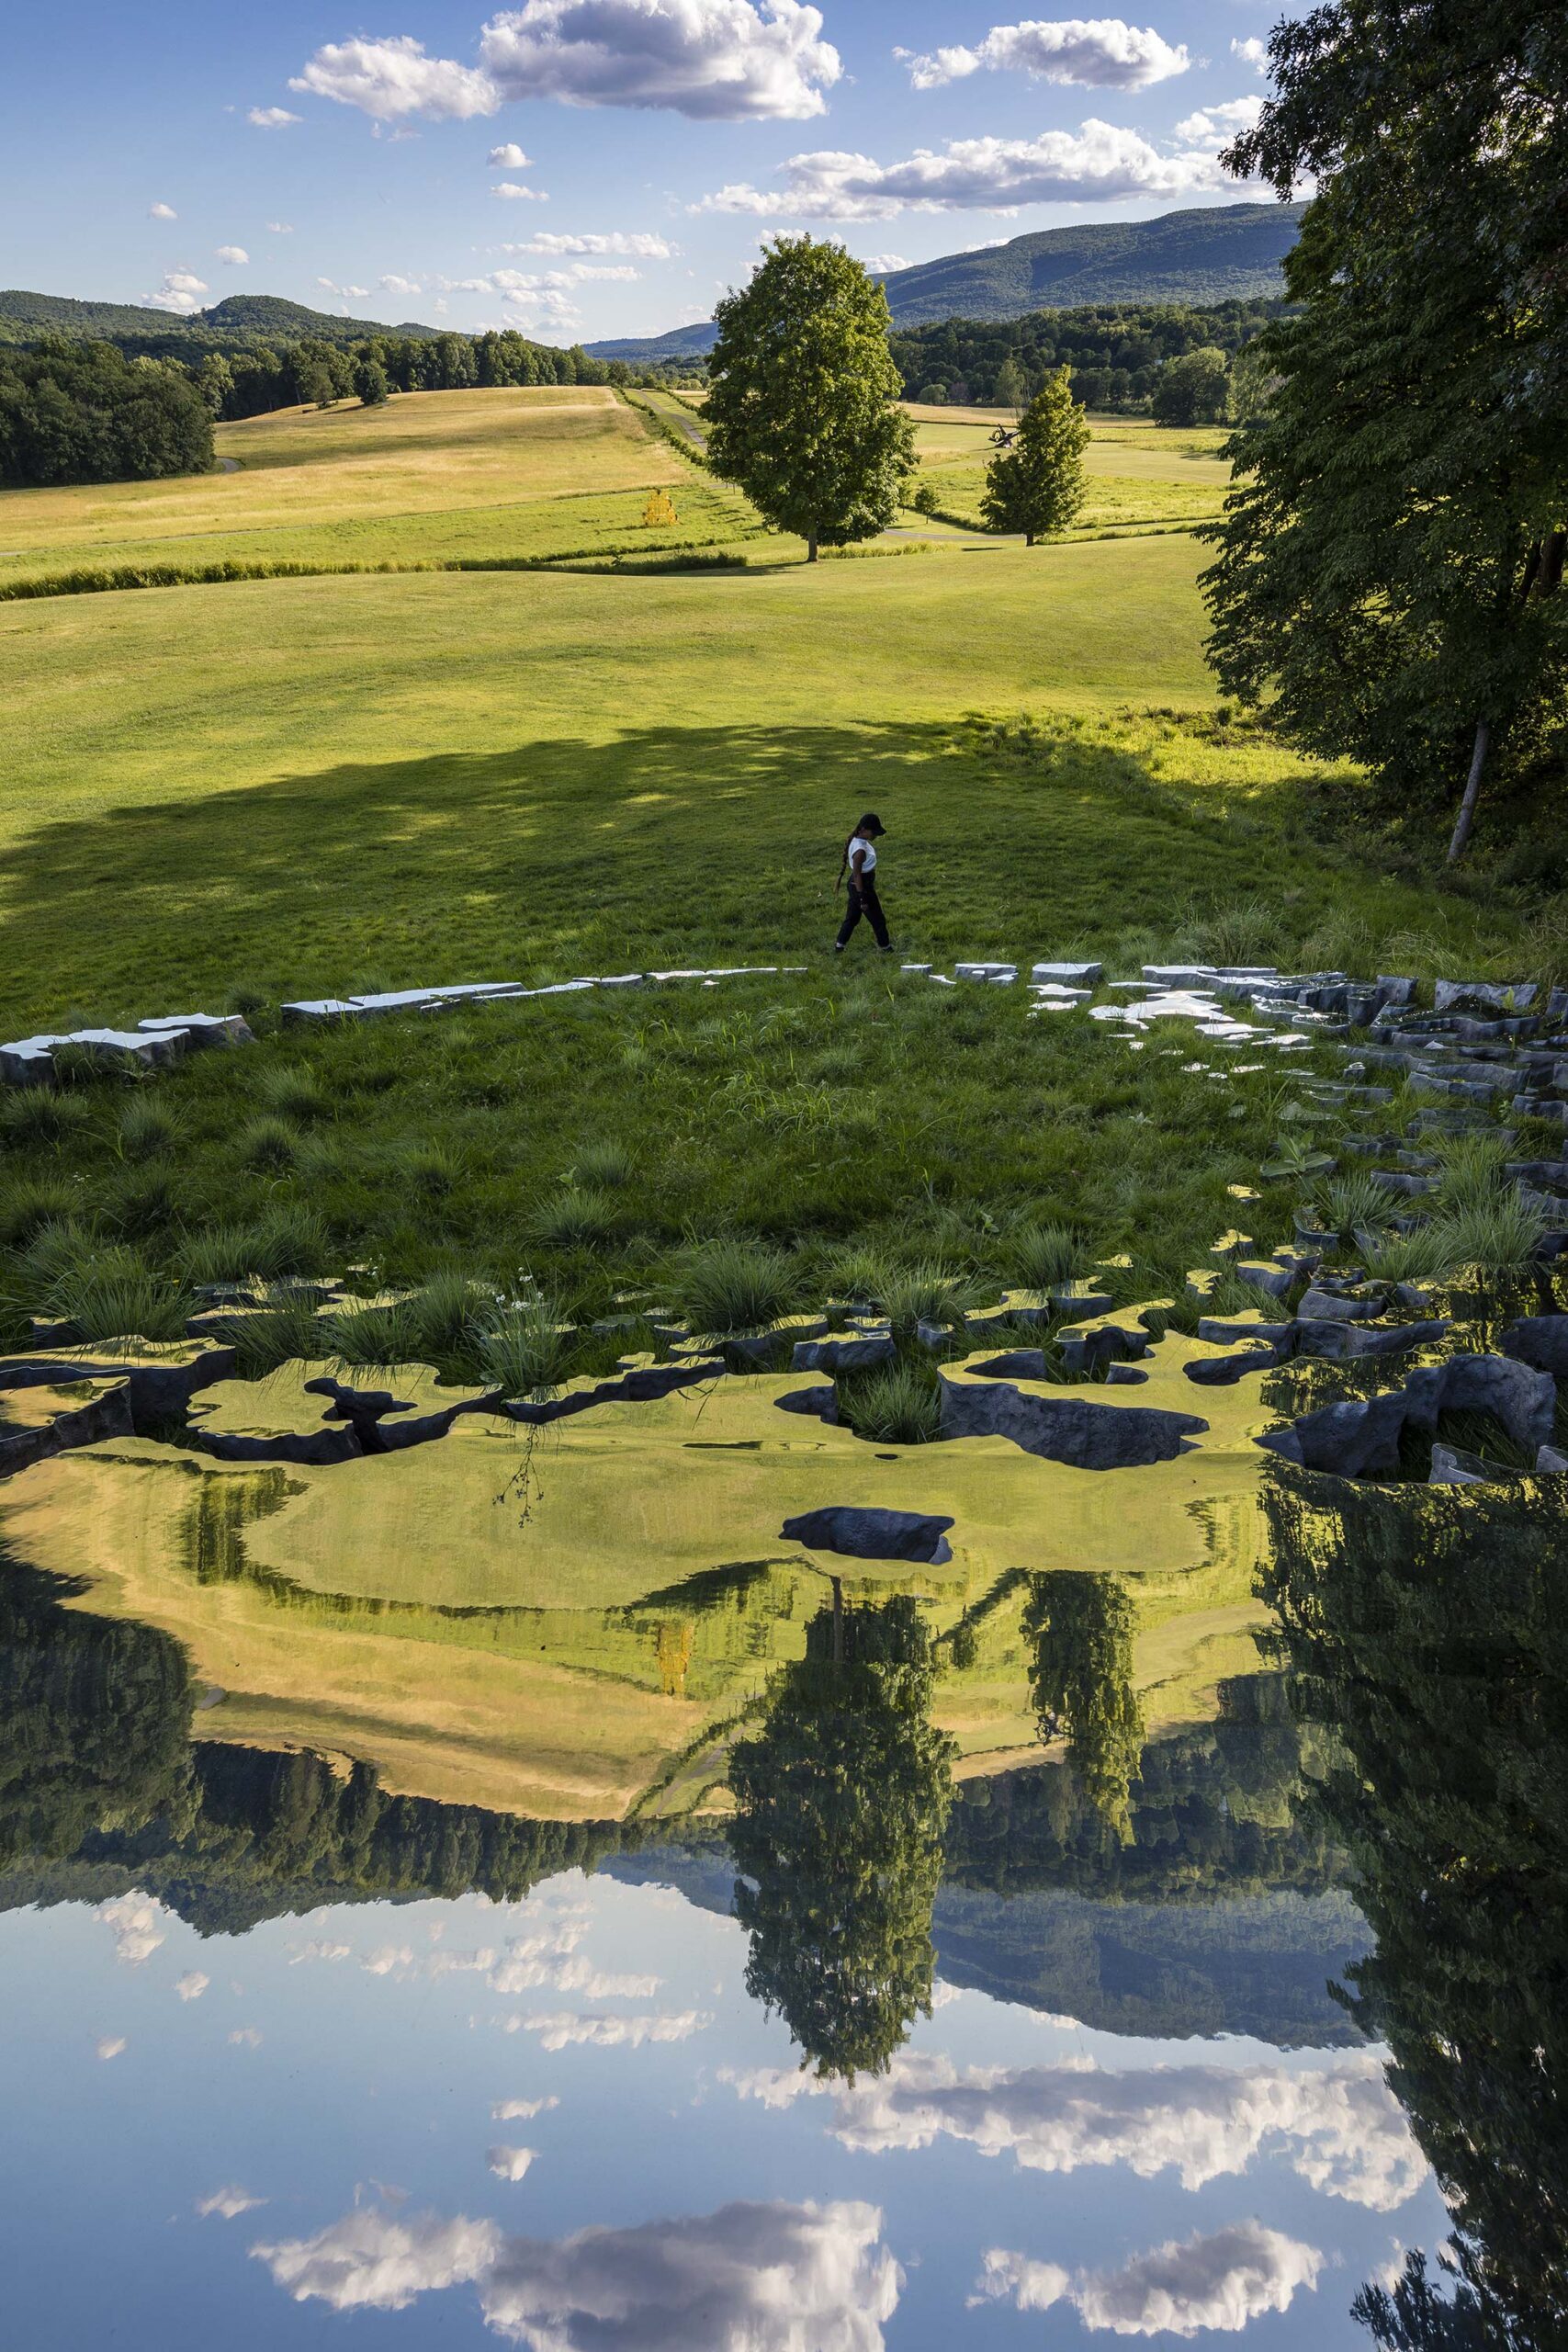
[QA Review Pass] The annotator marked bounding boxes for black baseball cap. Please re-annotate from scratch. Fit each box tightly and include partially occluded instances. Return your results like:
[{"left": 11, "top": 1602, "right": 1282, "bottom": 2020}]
[{"left": 857, "top": 812, "right": 886, "bottom": 835}]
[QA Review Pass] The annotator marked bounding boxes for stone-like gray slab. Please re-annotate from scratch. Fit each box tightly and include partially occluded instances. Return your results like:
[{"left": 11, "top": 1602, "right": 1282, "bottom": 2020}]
[
  {"left": 792, "top": 1334, "right": 897, "bottom": 1374},
  {"left": 139, "top": 1012, "right": 254, "bottom": 1046},
  {"left": 1032, "top": 962, "right": 1102, "bottom": 986},
  {"left": 939, "top": 1373, "right": 1207, "bottom": 1467},
  {"left": 782, "top": 1506, "right": 954, "bottom": 1564},
  {"left": 281, "top": 1000, "right": 360, "bottom": 1025}
]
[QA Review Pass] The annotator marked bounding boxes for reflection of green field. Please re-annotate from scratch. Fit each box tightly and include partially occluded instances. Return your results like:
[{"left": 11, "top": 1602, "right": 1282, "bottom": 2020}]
[{"left": 1, "top": 1329, "right": 1271, "bottom": 1816}]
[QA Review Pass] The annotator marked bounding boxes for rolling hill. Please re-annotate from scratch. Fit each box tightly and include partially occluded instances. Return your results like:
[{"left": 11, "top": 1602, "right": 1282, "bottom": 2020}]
[
  {"left": 587, "top": 200, "right": 1306, "bottom": 360},
  {"left": 0, "top": 288, "right": 444, "bottom": 352}
]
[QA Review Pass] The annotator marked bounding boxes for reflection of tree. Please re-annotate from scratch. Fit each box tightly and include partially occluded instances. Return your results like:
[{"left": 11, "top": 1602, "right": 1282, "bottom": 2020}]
[
  {"left": 728, "top": 1593, "right": 956, "bottom": 2081},
  {"left": 1022, "top": 1571, "right": 1145, "bottom": 1839},
  {"left": 1263, "top": 1470, "right": 1568, "bottom": 2346},
  {"left": 0, "top": 1552, "right": 193, "bottom": 1870}
]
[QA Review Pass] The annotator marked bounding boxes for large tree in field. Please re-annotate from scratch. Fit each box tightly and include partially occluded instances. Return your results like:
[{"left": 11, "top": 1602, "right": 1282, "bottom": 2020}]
[
  {"left": 704, "top": 236, "right": 915, "bottom": 563},
  {"left": 981, "top": 368, "right": 1089, "bottom": 545},
  {"left": 1200, "top": 0, "right": 1568, "bottom": 860}
]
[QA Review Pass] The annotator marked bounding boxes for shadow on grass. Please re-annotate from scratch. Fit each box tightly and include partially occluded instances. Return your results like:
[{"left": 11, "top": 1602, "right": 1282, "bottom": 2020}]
[{"left": 0, "top": 718, "right": 1351, "bottom": 1026}]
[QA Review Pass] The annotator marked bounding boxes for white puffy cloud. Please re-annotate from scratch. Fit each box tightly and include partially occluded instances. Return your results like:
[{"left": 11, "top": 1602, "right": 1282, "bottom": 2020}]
[
  {"left": 1173, "top": 96, "right": 1265, "bottom": 142},
  {"left": 490, "top": 141, "right": 532, "bottom": 164},
  {"left": 315, "top": 278, "right": 372, "bottom": 301},
  {"left": 488, "top": 2144, "right": 537, "bottom": 2182},
  {"left": 197, "top": 2185, "right": 265, "bottom": 2220},
  {"left": 503, "top": 230, "right": 676, "bottom": 257},
  {"left": 493, "top": 2096, "right": 560, "bottom": 2120},
  {"left": 175, "top": 1971, "right": 209, "bottom": 2002},
  {"left": 897, "top": 18, "right": 1190, "bottom": 93},
  {"left": 255, "top": 2198, "right": 898, "bottom": 2347},
  {"left": 216, "top": 244, "right": 250, "bottom": 266},
  {"left": 863, "top": 254, "right": 908, "bottom": 274},
  {"left": 978, "top": 2222, "right": 1325, "bottom": 2336},
  {"left": 1232, "top": 36, "right": 1269, "bottom": 72},
  {"left": 96, "top": 1894, "right": 167, "bottom": 1964},
  {"left": 256, "top": 2209, "right": 503, "bottom": 2313},
  {"left": 378, "top": 273, "right": 425, "bottom": 297},
  {"left": 363, "top": 1944, "right": 415, "bottom": 1976},
  {"left": 479, "top": 0, "right": 840, "bottom": 120},
  {"left": 96, "top": 2034, "right": 127, "bottom": 2061},
  {"left": 266, "top": 220, "right": 295, "bottom": 233},
  {"left": 149, "top": 200, "right": 177, "bottom": 220},
  {"left": 521, "top": 2007, "right": 711, "bottom": 2050},
  {"left": 290, "top": 36, "right": 500, "bottom": 119},
  {"left": 147, "top": 269, "right": 209, "bottom": 314},
  {"left": 494, "top": 180, "right": 550, "bottom": 200},
  {"left": 753, "top": 2051, "right": 1425, "bottom": 2211},
  {"left": 695, "top": 120, "right": 1229, "bottom": 219},
  {"left": 248, "top": 106, "right": 301, "bottom": 128}
]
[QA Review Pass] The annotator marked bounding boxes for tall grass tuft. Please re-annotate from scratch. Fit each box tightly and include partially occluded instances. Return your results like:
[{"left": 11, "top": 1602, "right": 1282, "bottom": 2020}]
[
  {"left": 527, "top": 1188, "right": 623, "bottom": 1250},
  {"left": 1436, "top": 1193, "right": 1551, "bottom": 1274},
  {"left": 1434, "top": 1133, "right": 1512, "bottom": 1215},
  {"left": 839, "top": 1360, "right": 942, "bottom": 1445},
  {"left": 173, "top": 1204, "right": 330, "bottom": 1286},
  {"left": 42, "top": 1241, "right": 193, "bottom": 1343},
  {"left": 238, "top": 1114, "right": 302, "bottom": 1173},
  {"left": 1007, "top": 1221, "right": 1080, "bottom": 1295},
  {"left": 876, "top": 1260, "right": 979, "bottom": 1335},
  {"left": 1316, "top": 1170, "right": 1393, "bottom": 1236},
  {"left": 477, "top": 1295, "right": 570, "bottom": 1399},
  {"left": 675, "top": 1238, "right": 801, "bottom": 1335},
  {"left": 1361, "top": 1226, "right": 1466, "bottom": 1285},
  {"left": 0, "top": 1088, "right": 92, "bottom": 1148},
  {"left": 0, "top": 1176, "right": 82, "bottom": 1246},
  {"left": 211, "top": 1292, "right": 328, "bottom": 1375},
  {"left": 322, "top": 1297, "right": 427, "bottom": 1368},
  {"left": 256, "top": 1064, "right": 332, "bottom": 1124},
  {"left": 568, "top": 1138, "right": 635, "bottom": 1190},
  {"left": 116, "top": 1097, "right": 179, "bottom": 1162},
  {"left": 397, "top": 1138, "right": 468, "bottom": 1198}
]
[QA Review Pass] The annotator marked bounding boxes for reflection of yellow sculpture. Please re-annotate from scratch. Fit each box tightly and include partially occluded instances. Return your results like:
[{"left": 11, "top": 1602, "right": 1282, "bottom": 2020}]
[{"left": 640, "top": 487, "right": 678, "bottom": 526}]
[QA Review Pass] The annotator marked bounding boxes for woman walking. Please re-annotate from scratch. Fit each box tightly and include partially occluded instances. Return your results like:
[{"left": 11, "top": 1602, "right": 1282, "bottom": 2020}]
[{"left": 834, "top": 812, "right": 893, "bottom": 954}]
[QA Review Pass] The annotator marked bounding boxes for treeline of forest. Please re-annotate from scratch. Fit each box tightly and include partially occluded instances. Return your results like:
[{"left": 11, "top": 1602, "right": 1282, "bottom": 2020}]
[
  {"left": 888, "top": 299, "right": 1283, "bottom": 413},
  {"left": 0, "top": 327, "right": 681, "bottom": 488}
]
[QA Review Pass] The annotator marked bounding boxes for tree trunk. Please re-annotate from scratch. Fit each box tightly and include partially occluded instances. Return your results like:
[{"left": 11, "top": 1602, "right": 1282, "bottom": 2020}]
[
  {"left": 1025, "top": 529, "right": 1034, "bottom": 548},
  {"left": 1447, "top": 718, "right": 1490, "bottom": 864},
  {"left": 807, "top": 528, "right": 818, "bottom": 564}
]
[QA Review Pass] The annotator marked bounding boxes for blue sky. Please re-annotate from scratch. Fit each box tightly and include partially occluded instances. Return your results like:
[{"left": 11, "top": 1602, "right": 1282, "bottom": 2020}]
[{"left": 7, "top": 2, "right": 1282, "bottom": 343}]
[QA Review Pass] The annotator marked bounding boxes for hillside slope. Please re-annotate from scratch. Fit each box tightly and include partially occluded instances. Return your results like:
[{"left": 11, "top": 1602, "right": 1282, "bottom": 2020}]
[
  {"left": 0, "top": 288, "right": 443, "bottom": 351},
  {"left": 588, "top": 201, "right": 1305, "bottom": 358}
]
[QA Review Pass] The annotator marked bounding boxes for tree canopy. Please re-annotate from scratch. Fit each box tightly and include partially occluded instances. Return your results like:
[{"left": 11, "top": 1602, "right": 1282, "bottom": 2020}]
[
  {"left": 1200, "top": 0, "right": 1568, "bottom": 858},
  {"left": 981, "top": 369, "right": 1089, "bottom": 545},
  {"left": 705, "top": 236, "right": 916, "bottom": 561},
  {"left": 1021, "top": 1571, "right": 1145, "bottom": 1836},
  {"left": 728, "top": 1593, "right": 955, "bottom": 2077},
  {"left": 0, "top": 339, "right": 213, "bottom": 488}
]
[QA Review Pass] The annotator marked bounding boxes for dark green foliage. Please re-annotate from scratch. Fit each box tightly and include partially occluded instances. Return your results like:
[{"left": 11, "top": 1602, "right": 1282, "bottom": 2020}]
[
  {"left": 889, "top": 297, "right": 1283, "bottom": 411},
  {"left": 1151, "top": 346, "right": 1231, "bottom": 427},
  {"left": 705, "top": 237, "right": 916, "bottom": 561},
  {"left": 981, "top": 368, "right": 1089, "bottom": 544},
  {"left": 1201, "top": 1, "right": 1568, "bottom": 854},
  {"left": 0, "top": 339, "right": 212, "bottom": 487},
  {"left": 728, "top": 1597, "right": 956, "bottom": 2077},
  {"left": 1022, "top": 1571, "right": 1145, "bottom": 1837},
  {"left": 1263, "top": 1472, "right": 1568, "bottom": 2341},
  {"left": 355, "top": 356, "right": 389, "bottom": 408}
]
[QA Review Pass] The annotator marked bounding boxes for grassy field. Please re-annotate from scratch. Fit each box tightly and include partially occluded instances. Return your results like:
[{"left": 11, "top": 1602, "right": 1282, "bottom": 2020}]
[
  {"left": 0, "top": 387, "right": 759, "bottom": 584},
  {"left": 2, "top": 380, "right": 1560, "bottom": 1313},
  {"left": 902, "top": 407, "right": 1233, "bottom": 535}
]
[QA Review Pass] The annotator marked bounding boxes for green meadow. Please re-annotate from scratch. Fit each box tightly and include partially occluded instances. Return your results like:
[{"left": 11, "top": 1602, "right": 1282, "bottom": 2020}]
[{"left": 2, "top": 381, "right": 1558, "bottom": 1313}]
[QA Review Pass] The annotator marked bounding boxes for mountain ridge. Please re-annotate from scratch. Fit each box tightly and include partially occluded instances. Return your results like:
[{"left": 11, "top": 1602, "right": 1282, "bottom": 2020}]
[
  {"left": 0, "top": 288, "right": 446, "bottom": 352},
  {"left": 587, "top": 200, "right": 1305, "bottom": 361}
]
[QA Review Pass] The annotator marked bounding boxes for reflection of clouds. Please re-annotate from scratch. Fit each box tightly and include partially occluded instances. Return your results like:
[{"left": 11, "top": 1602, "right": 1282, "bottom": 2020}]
[
  {"left": 255, "top": 2209, "right": 502, "bottom": 2312},
  {"left": 807, "top": 2051, "right": 1423, "bottom": 2210},
  {"left": 428, "top": 1947, "right": 498, "bottom": 1980},
  {"left": 521, "top": 2010, "right": 712, "bottom": 2052},
  {"left": 976, "top": 2221, "right": 1325, "bottom": 2335},
  {"left": 95, "top": 2035, "right": 126, "bottom": 2061},
  {"left": 175, "top": 1971, "right": 209, "bottom": 2002},
  {"left": 493, "top": 2097, "right": 559, "bottom": 2121},
  {"left": 290, "top": 1939, "right": 351, "bottom": 1965},
  {"left": 363, "top": 1945, "right": 415, "bottom": 1977},
  {"left": 229, "top": 2027, "right": 264, "bottom": 2050},
  {"left": 255, "top": 2198, "right": 899, "bottom": 2347},
  {"left": 197, "top": 2185, "right": 266, "bottom": 2220},
  {"left": 488, "top": 2145, "right": 537, "bottom": 2182},
  {"left": 96, "top": 1894, "right": 167, "bottom": 1965},
  {"left": 717, "top": 2064, "right": 828, "bottom": 2112}
]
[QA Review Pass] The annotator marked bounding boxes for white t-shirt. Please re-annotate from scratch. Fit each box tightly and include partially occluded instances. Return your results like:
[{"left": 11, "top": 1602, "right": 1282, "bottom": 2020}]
[{"left": 848, "top": 834, "right": 878, "bottom": 875}]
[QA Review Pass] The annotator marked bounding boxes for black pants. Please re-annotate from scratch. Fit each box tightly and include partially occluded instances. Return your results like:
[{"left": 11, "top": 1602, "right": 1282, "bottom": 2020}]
[{"left": 836, "top": 880, "right": 890, "bottom": 950}]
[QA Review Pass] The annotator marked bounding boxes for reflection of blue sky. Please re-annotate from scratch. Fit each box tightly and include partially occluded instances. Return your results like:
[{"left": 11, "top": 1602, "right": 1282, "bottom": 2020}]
[{"left": 0, "top": 1873, "right": 1451, "bottom": 2347}]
